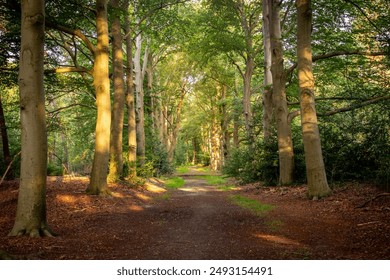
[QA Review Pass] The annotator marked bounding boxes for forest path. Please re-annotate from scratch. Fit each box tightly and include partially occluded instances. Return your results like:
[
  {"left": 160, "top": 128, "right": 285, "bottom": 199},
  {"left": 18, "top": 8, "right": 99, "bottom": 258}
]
[
  {"left": 132, "top": 166, "right": 304, "bottom": 259},
  {"left": 1, "top": 167, "right": 389, "bottom": 259}
]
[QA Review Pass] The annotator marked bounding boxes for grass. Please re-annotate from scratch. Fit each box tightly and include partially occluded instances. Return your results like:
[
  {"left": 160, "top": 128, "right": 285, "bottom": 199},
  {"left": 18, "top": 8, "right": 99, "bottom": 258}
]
[
  {"left": 176, "top": 165, "right": 190, "bottom": 174},
  {"left": 199, "top": 175, "right": 226, "bottom": 185},
  {"left": 218, "top": 185, "right": 236, "bottom": 191},
  {"left": 164, "top": 176, "right": 185, "bottom": 189},
  {"left": 195, "top": 166, "right": 210, "bottom": 173},
  {"left": 230, "top": 195, "right": 274, "bottom": 215}
]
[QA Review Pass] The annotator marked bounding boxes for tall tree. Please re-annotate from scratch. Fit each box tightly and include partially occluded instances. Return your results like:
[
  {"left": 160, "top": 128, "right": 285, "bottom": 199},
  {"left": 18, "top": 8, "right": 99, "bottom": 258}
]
[
  {"left": 86, "top": 0, "right": 111, "bottom": 195},
  {"left": 108, "top": 0, "right": 125, "bottom": 182},
  {"left": 262, "top": 0, "right": 273, "bottom": 141},
  {"left": 269, "top": 0, "right": 294, "bottom": 185},
  {"left": 133, "top": 19, "right": 148, "bottom": 165},
  {"left": 296, "top": 0, "right": 331, "bottom": 198},
  {"left": 9, "top": 0, "right": 53, "bottom": 237},
  {"left": 124, "top": 0, "right": 137, "bottom": 177}
]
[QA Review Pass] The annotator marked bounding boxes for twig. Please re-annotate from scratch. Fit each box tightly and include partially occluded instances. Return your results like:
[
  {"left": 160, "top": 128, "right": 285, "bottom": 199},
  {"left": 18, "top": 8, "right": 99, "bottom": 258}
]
[
  {"left": 0, "top": 151, "right": 21, "bottom": 186},
  {"left": 356, "top": 193, "right": 390, "bottom": 208},
  {"left": 357, "top": 221, "right": 380, "bottom": 227}
]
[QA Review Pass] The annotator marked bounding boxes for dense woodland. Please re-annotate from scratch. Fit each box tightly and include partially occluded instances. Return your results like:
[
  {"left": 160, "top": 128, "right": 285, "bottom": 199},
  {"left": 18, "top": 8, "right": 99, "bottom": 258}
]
[{"left": 0, "top": 0, "right": 389, "bottom": 238}]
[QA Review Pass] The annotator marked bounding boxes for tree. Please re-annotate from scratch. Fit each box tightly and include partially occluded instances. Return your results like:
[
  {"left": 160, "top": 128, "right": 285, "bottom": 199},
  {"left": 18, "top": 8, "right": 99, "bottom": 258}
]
[
  {"left": 296, "top": 0, "right": 331, "bottom": 198},
  {"left": 133, "top": 7, "right": 148, "bottom": 165},
  {"left": 9, "top": 0, "right": 54, "bottom": 237},
  {"left": 108, "top": 0, "right": 126, "bottom": 182},
  {"left": 86, "top": 0, "right": 111, "bottom": 195},
  {"left": 124, "top": 0, "right": 137, "bottom": 177},
  {"left": 269, "top": 0, "right": 294, "bottom": 185},
  {"left": 262, "top": 0, "right": 273, "bottom": 141}
]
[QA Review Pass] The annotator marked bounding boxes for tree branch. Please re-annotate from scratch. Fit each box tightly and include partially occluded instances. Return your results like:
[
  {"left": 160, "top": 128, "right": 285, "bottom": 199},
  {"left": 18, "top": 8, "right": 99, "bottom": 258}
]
[
  {"left": 45, "top": 20, "right": 96, "bottom": 54},
  {"left": 318, "top": 96, "right": 390, "bottom": 117},
  {"left": 286, "top": 50, "right": 387, "bottom": 75},
  {"left": 45, "top": 66, "right": 93, "bottom": 75}
]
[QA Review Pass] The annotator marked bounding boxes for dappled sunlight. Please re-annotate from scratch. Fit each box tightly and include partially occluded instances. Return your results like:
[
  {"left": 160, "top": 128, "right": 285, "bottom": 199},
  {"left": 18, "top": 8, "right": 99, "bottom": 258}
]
[
  {"left": 55, "top": 194, "right": 93, "bottom": 207},
  {"left": 135, "top": 193, "right": 152, "bottom": 201},
  {"left": 111, "top": 192, "right": 124, "bottom": 198},
  {"left": 254, "top": 233, "right": 303, "bottom": 247},
  {"left": 56, "top": 194, "right": 77, "bottom": 204},
  {"left": 180, "top": 186, "right": 211, "bottom": 193},
  {"left": 145, "top": 180, "right": 166, "bottom": 194},
  {"left": 128, "top": 205, "right": 144, "bottom": 212}
]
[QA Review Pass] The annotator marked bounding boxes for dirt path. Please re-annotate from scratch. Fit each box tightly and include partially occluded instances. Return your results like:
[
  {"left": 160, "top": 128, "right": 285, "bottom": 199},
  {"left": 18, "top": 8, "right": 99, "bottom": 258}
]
[
  {"left": 139, "top": 171, "right": 281, "bottom": 259},
  {"left": 1, "top": 167, "right": 390, "bottom": 259}
]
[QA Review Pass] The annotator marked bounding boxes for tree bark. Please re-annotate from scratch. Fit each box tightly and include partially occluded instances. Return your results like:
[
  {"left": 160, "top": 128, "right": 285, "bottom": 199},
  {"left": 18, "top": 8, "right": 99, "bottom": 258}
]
[
  {"left": 210, "top": 118, "right": 222, "bottom": 171},
  {"left": 124, "top": 0, "right": 137, "bottom": 178},
  {"left": 134, "top": 31, "right": 147, "bottom": 165},
  {"left": 9, "top": 0, "right": 53, "bottom": 237},
  {"left": 296, "top": 0, "right": 331, "bottom": 198},
  {"left": 243, "top": 57, "right": 254, "bottom": 138},
  {"left": 87, "top": 0, "right": 111, "bottom": 195},
  {"left": 269, "top": 0, "right": 294, "bottom": 185},
  {"left": 167, "top": 83, "right": 186, "bottom": 163},
  {"left": 108, "top": 0, "right": 125, "bottom": 182},
  {"left": 262, "top": 0, "right": 273, "bottom": 141}
]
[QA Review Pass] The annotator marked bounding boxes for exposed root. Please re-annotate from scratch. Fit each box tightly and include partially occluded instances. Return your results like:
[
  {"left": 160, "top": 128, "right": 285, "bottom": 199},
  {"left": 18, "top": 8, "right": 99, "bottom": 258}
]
[
  {"left": 8, "top": 225, "right": 57, "bottom": 238},
  {"left": 357, "top": 193, "right": 390, "bottom": 208}
]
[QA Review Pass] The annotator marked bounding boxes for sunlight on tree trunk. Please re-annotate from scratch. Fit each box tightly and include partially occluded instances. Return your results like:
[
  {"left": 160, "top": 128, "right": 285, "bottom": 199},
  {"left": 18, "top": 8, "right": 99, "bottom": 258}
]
[
  {"left": 134, "top": 30, "right": 147, "bottom": 165},
  {"left": 296, "top": 0, "right": 331, "bottom": 198},
  {"left": 124, "top": 0, "right": 137, "bottom": 178},
  {"left": 9, "top": 0, "right": 54, "bottom": 237},
  {"left": 269, "top": 0, "right": 294, "bottom": 185},
  {"left": 87, "top": 0, "right": 111, "bottom": 195},
  {"left": 108, "top": 0, "right": 125, "bottom": 183}
]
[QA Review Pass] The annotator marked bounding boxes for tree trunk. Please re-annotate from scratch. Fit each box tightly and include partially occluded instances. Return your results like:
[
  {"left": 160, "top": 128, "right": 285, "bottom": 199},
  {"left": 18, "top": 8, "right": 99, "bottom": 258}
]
[
  {"left": 220, "top": 85, "right": 229, "bottom": 165},
  {"left": 108, "top": 0, "right": 125, "bottom": 182},
  {"left": 134, "top": 31, "right": 147, "bottom": 165},
  {"left": 262, "top": 0, "right": 274, "bottom": 141},
  {"left": 167, "top": 84, "right": 186, "bottom": 163},
  {"left": 269, "top": 0, "right": 294, "bottom": 185},
  {"left": 87, "top": 0, "right": 111, "bottom": 195},
  {"left": 124, "top": 0, "right": 137, "bottom": 178},
  {"left": 9, "top": 0, "right": 53, "bottom": 237},
  {"left": 296, "top": 0, "right": 331, "bottom": 198},
  {"left": 0, "top": 93, "right": 13, "bottom": 179},
  {"left": 210, "top": 119, "right": 222, "bottom": 171},
  {"left": 243, "top": 57, "right": 254, "bottom": 138}
]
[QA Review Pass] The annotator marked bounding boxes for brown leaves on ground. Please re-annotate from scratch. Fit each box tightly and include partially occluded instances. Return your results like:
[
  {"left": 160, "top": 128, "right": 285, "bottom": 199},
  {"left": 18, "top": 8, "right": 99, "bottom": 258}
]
[{"left": 0, "top": 176, "right": 389, "bottom": 259}]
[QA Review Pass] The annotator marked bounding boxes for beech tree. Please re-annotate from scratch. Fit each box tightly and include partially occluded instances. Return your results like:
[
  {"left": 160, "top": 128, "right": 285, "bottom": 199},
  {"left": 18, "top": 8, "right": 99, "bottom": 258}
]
[
  {"left": 108, "top": 0, "right": 126, "bottom": 182},
  {"left": 86, "top": 0, "right": 111, "bottom": 195},
  {"left": 124, "top": 0, "right": 137, "bottom": 177},
  {"left": 9, "top": 0, "right": 54, "bottom": 237},
  {"left": 268, "top": 0, "right": 294, "bottom": 185},
  {"left": 296, "top": 0, "right": 331, "bottom": 198}
]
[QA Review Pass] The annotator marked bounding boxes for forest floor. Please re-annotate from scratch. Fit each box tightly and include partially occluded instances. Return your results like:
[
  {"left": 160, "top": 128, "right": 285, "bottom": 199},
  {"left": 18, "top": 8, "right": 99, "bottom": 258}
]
[{"left": 0, "top": 166, "right": 390, "bottom": 260}]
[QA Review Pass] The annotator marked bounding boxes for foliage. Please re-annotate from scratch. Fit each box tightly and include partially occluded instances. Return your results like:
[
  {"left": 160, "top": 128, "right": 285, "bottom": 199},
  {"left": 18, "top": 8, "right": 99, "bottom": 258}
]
[
  {"left": 320, "top": 104, "right": 390, "bottom": 189},
  {"left": 223, "top": 137, "right": 279, "bottom": 185}
]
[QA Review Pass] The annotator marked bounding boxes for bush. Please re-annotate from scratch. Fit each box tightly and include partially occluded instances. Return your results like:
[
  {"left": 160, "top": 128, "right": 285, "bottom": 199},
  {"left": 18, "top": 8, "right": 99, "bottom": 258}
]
[
  {"left": 320, "top": 107, "right": 390, "bottom": 189},
  {"left": 47, "top": 163, "right": 63, "bottom": 176},
  {"left": 223, "top": 138, "right": 279, "bottom": 185}
]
